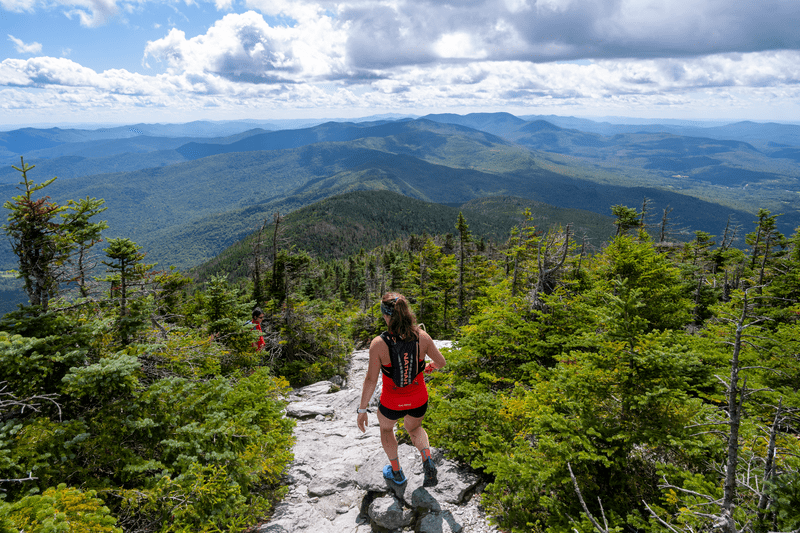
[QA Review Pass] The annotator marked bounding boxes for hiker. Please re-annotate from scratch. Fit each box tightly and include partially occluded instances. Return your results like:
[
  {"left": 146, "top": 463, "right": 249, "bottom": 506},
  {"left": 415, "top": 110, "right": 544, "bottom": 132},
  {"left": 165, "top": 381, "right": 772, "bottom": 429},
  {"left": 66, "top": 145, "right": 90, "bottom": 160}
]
[
  {"left": 356, "top": 292, "right": 447, "bottom": 487},
  {"left": 251, "top": 308, "right": 266, "bottom": 351}
]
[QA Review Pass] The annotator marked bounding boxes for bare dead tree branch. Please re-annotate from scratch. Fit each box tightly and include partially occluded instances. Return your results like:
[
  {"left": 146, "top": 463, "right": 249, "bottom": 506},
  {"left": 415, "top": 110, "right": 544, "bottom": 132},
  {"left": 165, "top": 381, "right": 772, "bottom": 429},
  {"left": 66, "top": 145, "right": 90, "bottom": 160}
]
[
  {"left": 0, "top": 472, "right": 37, "bottom": 484},
  {"left": 643, "top": 500, "right": 682, "bottom": 533},
  {"left": 567, "top": 462, "right": 609, "bottom": 533},
  {"left": 0, "top": 381, "right": 62, "bottom": 421}
]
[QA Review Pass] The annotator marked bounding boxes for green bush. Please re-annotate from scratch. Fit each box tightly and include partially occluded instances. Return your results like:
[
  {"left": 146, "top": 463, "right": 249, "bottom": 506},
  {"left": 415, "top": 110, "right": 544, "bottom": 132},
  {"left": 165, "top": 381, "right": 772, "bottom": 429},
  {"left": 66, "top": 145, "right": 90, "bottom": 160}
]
[
  {"left": 1, "top": 484, "right": 121, "bottom": 533},
  {"left": 273, "top": 300, "right": 354, "bottom": 386}
]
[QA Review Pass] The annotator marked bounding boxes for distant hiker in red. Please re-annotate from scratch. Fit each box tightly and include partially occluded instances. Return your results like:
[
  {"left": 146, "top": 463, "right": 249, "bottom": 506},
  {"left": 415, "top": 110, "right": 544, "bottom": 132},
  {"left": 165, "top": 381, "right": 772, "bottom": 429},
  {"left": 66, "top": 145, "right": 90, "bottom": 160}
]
[
  {"left": 251, "top": 308, "right": 266, "bottom": 351},
  {"left": 357, "top": 292, "right": 447, "bottom": 487}
]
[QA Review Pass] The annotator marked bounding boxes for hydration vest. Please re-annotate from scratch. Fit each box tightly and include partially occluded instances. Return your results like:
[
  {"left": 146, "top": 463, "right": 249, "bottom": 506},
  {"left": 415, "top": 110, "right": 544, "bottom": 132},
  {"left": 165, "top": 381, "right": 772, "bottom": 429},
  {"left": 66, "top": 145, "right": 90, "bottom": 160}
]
[{"left": 380, "top": 332, "right": 424, "bottom": 388}]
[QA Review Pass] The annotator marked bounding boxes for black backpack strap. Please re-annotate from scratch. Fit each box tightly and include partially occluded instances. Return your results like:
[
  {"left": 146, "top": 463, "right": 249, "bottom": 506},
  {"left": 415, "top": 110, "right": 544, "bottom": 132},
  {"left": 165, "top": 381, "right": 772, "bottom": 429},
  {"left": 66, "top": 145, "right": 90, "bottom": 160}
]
[
  {"left": 379, "top": 332, "right": 395, "bottom": 380},
  {"left": 380, "top": 331, "right": 421, "bottom": 387}
]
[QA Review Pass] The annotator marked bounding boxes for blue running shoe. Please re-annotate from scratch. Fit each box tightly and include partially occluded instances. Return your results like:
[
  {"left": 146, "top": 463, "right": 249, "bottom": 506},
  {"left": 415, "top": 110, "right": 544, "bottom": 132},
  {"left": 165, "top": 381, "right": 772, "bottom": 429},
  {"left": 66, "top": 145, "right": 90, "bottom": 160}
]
[{"left": 382, "top": 464, "right": 407, "bottom": 484}]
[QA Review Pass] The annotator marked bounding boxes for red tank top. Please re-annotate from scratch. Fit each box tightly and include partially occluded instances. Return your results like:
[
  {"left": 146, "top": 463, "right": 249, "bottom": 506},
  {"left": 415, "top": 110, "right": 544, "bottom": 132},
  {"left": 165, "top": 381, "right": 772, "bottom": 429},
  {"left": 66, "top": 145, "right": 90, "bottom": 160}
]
[{"left": 380, "top": 365, "right": 428, "bottom": 410}]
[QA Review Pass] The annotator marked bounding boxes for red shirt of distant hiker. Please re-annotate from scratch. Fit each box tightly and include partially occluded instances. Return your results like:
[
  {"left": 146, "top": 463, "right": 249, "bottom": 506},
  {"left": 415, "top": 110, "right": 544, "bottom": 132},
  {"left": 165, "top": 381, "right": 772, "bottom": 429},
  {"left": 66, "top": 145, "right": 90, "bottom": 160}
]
[
  {"left": 251, "top": 308, "right": 265, "bottom": 351},
  {"left": 356, "top": 292, "right": 446, "bottom": 488}
]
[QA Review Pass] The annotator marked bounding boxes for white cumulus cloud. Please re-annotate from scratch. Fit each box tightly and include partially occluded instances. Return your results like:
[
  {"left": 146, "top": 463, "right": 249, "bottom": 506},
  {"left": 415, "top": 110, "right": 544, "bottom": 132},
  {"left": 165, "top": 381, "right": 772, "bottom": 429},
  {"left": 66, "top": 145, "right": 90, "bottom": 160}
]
[
  {"left": 2, "top": 0, "right": 800, "bottom": 122},
  {"left": 0, "top": 0, "right": 37, "bottom": 12},
  {"left": 143, "top": 10, "right": 349, "bottom": 82},
  {"left": 8, "top": 34, "right": 42, "bottom": 54},
  {"left": 59, "top": 0, "right": 120, "bottom": 27}
]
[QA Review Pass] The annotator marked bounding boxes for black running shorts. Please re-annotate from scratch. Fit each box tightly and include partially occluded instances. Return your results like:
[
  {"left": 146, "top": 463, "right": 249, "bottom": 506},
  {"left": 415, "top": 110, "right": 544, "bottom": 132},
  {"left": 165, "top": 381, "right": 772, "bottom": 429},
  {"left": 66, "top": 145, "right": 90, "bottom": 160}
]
[{"left": 379, "top": 401, "right": 428, "bottom": 421}]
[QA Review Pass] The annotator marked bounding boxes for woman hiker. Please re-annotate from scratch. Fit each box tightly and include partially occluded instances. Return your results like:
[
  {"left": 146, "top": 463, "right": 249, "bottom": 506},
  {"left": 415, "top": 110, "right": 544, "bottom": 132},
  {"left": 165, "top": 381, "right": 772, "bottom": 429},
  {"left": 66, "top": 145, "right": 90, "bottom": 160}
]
[
  {"left": 356, "top": 292, "right": 447, "bottom": 487},
  {"left": 250, "top": 307, "right": 266, "bottom": 351}
]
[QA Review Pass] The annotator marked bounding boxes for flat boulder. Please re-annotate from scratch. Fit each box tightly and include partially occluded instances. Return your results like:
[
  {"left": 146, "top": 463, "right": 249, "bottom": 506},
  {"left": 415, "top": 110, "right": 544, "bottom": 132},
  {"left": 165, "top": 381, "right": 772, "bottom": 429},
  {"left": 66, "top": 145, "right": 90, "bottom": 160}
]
[
  {"left": 285, "top": 401, "right": 335, "bottom": 419},
  {"left": 290, "top": 380, "right": 335, "bottom": 400},
  {"left": 308, "top": 465, "right": 356, "bottom": 497}
]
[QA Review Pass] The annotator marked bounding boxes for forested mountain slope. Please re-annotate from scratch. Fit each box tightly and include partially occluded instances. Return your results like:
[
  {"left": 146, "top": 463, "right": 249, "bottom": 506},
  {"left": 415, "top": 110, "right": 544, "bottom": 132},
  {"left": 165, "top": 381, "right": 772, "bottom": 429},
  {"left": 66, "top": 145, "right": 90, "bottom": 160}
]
[
  {"left": 0, "top": 121, "right": 275, "bottom": 156},
  {"left": 191, "top": 190, "right": 615, "bottom": 283},
  {"left": 446, "top": 112, "right": 800, "bottom": 148},
  {"left": 175, "top": 119, "right": 412, "bottom": 160},
  {"left": 0, "top": 119, "right": 769, "bottom": 274}
]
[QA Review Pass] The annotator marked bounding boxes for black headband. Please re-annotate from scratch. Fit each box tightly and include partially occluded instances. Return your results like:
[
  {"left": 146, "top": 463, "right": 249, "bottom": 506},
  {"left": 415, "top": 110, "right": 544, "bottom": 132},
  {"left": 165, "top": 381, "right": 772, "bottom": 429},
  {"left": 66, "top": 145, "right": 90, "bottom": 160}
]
[{"left": 381, "top": 297, "right": 399, "bottom": 316}]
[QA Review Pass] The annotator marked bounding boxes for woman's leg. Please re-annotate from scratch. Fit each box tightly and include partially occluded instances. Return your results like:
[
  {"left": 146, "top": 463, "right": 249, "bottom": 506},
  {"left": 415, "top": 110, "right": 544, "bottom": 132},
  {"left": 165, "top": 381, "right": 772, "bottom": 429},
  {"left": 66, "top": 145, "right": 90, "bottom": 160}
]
[
  {"left": 377, "top": 408, "right": 399, "bottom": 462},
  {"left": 403, "top": 414, "right": 430, "bottom": 453},
  {"left": 405, "top": 413, "right": 438, "bottom": 486}
]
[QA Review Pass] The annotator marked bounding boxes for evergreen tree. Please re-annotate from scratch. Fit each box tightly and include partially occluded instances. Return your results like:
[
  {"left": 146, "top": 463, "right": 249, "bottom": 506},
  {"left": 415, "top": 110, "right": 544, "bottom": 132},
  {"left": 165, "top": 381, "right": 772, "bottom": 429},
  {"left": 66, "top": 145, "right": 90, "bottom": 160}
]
[
  {"left": 250, "top": 217, "right": 269, "bottom": 308},
  {"left": 60, "top": 196, "right": 109, "bottom": 298},
  {"left": 507, "top": 209, "right": 539, "bottom": 297},
  {"left": 611, "top": 204, "right": 641, "bottom": 237},
  {"left": 456, "top": 212, "right": 472, "bottom": 318},
  {"left": 763, "top": 226, "right": 800, "bottom": 321},
  {"left": 683, "top": 230, "right": 718, "bottom": 323},
  {"left": 589, "top": 233, "right": 693, "bottom": 332},
  {"left": 745, "top": 209, "right": 786, "bottom": 295},
  {"left": 205, "top": 274, "right": 255, "bottom": 357},
  {"left": 3, "top": 158, "right": 70, "bottom": 311},
  {"left": 428, "top": 246, "right": 458, "bottom": 335},
  {"left": 101, "top": 238, "right": 154, "bottom": 345}
]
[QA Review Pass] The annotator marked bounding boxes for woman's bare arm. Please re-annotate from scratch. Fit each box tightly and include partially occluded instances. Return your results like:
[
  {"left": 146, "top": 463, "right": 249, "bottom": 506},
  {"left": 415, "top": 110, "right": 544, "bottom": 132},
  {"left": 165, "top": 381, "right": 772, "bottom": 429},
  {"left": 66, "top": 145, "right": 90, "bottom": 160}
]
[
  {"left": 420, "top": 331, "right": 446, "bottom": 369},
  {"left": 357, "top": 337, "right": 383, "bottom": 432}
]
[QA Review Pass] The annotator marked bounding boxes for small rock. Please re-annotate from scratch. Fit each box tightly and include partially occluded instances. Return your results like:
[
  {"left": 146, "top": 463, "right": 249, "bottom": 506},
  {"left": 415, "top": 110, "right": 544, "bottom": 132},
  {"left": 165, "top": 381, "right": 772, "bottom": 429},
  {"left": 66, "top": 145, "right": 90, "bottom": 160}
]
[
  {"left": 368, "top": 495, "right": 415, "bottom": 530},
  {"left": 330, "top": 506, "right": 368, "bottom": 532}
]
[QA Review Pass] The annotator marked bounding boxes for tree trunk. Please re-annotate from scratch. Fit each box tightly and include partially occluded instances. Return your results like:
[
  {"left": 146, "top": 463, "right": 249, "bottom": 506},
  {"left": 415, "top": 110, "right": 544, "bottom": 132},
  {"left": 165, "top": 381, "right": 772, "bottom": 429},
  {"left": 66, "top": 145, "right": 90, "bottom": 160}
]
[
  {"left": 756, "top": 400, "right": 782, "bottom": 523},
  {"left": 722, "top": 291, "right": 751, "bottom": 533},
  {"left": 271, "top": 212, "right": 282, "bottom": 298}
]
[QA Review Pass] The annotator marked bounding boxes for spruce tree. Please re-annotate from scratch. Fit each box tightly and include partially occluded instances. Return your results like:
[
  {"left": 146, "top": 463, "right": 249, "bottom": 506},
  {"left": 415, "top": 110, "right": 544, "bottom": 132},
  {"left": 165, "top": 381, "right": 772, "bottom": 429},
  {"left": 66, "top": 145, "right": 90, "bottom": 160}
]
[
  {"left": 101, "top": 238, "right": 153, "bottom": 345},
  {"left": 611, "top": 204, "right": 641, "bottom": 237},
  {"left": 61, "top": 196, "right": 108, "bottom": 297},
  {"left": 3, "top": 158, "right": 69, "bottom": 311},
  {"left": 456, "top": 212, "right": 472, "bottom": 317}
]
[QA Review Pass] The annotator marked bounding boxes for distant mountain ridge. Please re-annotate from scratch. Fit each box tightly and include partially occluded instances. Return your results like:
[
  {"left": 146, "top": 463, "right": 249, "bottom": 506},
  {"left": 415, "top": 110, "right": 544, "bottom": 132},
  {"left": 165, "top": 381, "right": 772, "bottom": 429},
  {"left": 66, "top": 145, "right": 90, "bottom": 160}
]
[
  {"left": 0, "top": 123, "right": 265, "bottom": 156},
  {"left": 175, "top": 118, "right": 507, "bottom": 161},
  {"left": 517, "top": 115, "right": 800, "bottom": 148},
  {"left": 1, "top": 113, "right": 798, "bottom": 277}
]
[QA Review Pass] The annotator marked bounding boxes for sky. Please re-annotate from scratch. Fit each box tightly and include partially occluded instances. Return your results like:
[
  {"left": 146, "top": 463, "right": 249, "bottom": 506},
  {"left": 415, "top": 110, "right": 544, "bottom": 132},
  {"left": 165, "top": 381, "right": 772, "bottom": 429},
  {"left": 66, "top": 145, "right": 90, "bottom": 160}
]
[{"left": 2, "top": 0, "right": 800, "bottom": 127}]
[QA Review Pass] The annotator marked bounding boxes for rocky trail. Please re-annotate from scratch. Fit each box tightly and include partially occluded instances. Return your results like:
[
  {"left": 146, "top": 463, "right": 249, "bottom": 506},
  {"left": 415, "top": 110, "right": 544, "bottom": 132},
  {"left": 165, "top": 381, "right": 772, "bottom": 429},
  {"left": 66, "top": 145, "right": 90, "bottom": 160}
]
[{"left": 256, "top": 342, "right": 501, "bottom": 533}]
